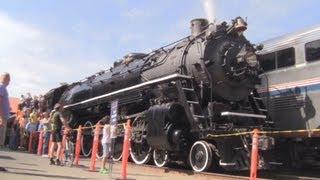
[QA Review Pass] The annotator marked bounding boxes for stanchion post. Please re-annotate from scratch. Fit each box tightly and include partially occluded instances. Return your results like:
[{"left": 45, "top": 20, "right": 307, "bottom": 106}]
[
  {"left": 120, "top": 119, "right": 131, "bottom": 180},
  {"left": 250, "top": 129, "right": 259, "bottom": 180},
  {"left": 59, "top": 129, "right": 68, "bottom": 161},
  {"left": 28, "top": 132, "right": 33, "bottom": 153},
  {"left": 89, "top": 123, "right": 101, "bottom": 171},
  {"left": 74, "top": 125, "right": 82, "bottom": 166},
  {"left": 37, "top": 130, "right": 44, "bottom": 155}
]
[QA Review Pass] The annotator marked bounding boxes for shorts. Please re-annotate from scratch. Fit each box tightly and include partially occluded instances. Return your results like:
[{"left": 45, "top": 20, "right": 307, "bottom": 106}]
[
  {"left": 52, "top": 130, "right": 62, "bottom": 142},
  {"left": 102, "top": 143, "right": 111, "bottom": 158}
]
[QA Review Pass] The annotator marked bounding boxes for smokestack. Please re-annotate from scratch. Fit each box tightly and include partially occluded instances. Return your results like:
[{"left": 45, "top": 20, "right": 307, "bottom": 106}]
[{"left": 190, "top": 18, "right": 209, "bottom": 37}]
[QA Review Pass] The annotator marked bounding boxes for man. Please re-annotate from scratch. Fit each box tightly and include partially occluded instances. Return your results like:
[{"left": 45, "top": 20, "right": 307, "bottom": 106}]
[
  {"left": 32, "top": 95, "right": 39, "bottom": 110},
  {"left": 0, "top": 72, "right": 10, "bottom": 149},
  {"left": 49, "top": 103, "right": 70, "bottom": 165}
]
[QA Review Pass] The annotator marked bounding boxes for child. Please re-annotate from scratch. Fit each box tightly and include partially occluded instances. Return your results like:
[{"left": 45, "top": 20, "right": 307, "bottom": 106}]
[
  {"left": 99, "top": 115, "right": 111, "bottom": 174},
  {"left": 40, "top": 112, "right": 50, "bottom": 156}
]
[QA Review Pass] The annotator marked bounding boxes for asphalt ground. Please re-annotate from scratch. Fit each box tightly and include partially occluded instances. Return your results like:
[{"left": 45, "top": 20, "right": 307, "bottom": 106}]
[{"left": 0, "top": 149, "right": 230, "bottom": 180}]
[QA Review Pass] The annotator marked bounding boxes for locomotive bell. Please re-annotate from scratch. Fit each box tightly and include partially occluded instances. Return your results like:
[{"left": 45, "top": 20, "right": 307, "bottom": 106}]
[
  {"left": 190, "top": 18, "right": 209, "bottom": 37},
  {"left": 234, "top": 17, "right": 247, "bottom": 32}
]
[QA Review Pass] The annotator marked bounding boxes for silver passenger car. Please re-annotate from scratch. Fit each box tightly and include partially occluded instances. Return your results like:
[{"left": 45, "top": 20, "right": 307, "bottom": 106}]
[{"left": 256, "top": 25, "right": 320, "bottom": 131}]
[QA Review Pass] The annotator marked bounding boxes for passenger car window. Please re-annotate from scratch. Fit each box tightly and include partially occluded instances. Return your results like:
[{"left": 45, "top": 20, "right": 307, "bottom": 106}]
[
  {"left": 277, "top": 47, "right": 295, "bottom": 68},
  {"left": 305, "top": 40, "right": 320, "bottom": 62},
  {"left": 259, "top": 52, "right": 276, "bottom": 72}
]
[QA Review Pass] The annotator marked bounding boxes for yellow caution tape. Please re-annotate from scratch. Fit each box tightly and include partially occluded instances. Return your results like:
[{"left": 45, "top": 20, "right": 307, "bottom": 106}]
[
  {"left": 34, "top": 119, "right": 320, "bottom": 137},
  {"left": 207, "top": 128, "right": 320, "bottom": 138},
  {"left": 259, "top": 128, "right": 320, "bottom": 134},
  {"left": 207, "top": 131, "right": 254, "bottom": 137},
  {"left": 34, "top": 121, "right": 127, "bottom": 133}
]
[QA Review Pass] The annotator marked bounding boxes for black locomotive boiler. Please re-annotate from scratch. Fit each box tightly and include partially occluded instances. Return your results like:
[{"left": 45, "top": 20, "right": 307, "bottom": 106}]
[{"left": 44, "top": 17, "right": 275, "bottom": 172}]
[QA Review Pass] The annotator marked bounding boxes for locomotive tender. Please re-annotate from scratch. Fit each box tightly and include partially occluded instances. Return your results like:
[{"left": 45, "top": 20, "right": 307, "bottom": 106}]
[{"left": 44, "top": 17, "right": 275, "bottom": 172}]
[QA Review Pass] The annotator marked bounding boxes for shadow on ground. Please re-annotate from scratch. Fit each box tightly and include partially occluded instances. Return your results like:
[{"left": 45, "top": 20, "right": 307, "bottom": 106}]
[
  {"left": 5, "top": 166, "right": 46, "bottom": 173},
  {"left": 2, "top": 171, "right": 96, "bottom": 180},
  {"left": 0, "top": 155, "right": 16, "bottom": 160}
]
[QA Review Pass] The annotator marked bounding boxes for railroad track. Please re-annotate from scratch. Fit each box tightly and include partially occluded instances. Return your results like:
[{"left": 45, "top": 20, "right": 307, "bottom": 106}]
[
  {"left": 125, "top": 162, "right": 251, "bottom": 180},
  {"left": 121, "top": 161, "right": 320, "bottom": 180},
  {"left": 78, "top": 156, "right": 320, "bottom": 179},
  {"left": 258, "top": 169, "right": 320, "bottom": 180}
]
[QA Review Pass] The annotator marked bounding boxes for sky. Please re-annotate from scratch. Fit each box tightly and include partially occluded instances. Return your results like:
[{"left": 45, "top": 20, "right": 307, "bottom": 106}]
[{"left": 0, "top": 0, "right": 319, "bottom": 97}]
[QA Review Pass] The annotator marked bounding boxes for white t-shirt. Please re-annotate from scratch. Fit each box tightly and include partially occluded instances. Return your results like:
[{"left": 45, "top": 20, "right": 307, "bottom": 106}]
[{"left": 101, "top": 124, "right": 111, "bottom": 144}]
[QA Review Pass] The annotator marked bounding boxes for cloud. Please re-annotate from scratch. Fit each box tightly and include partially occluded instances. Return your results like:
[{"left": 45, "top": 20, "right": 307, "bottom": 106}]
[{"left": 0, "top": 11, "right": 110, "bottom": 97}]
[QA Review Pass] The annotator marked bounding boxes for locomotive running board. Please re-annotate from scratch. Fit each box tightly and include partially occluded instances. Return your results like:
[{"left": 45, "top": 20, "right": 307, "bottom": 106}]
[
  {"left": 64, "top": 73, "right": 192, "bottom": 109},
  {"left": 221, "top": 112, "right": 266, "bottom": 119}
]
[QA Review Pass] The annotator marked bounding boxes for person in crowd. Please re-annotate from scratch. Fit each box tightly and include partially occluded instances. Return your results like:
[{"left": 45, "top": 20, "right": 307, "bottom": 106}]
[
  {"left": 19, "top": 95, "right": 26, "bottom": 109},
  {"left": 9, "top": 119, "right": 20, "bottom": 150},
  {"left": 40, "top": 112, "right": 50, "bottom": 157},
  {"left": 38, "top": 95, "right": 46, "bottom": 113},
  {"left": 25, "top": 93, "right": 32, "bottom": 108},
  {"left": 0, "top": 72, "right": 10, "bottom": 149},
  {"left": 49, "top": 103, "right": 70, "bottom": 165},
  {"left": 28, "top": 107, "right": 39, "bottom": 133},
  {"left": 99, "top": 115, "right": 111, "bottom": 174},
  {"left": 38, "top": 115, "right": 43, "bottom": 132},
  {"left": 24, "top": 122, "right": 37, "bottom": 153},
  {"left": 25, "top": 110, "right": 39, "bottom": 153},
  {"left": 19, "top": 107, "right": 30, "bottom": 149},
  {"left": 10, "top": 107, "right": 23, "bottom": 150},
  {"left": 32, "top": 95, "right": 39, "bottom": 110}
]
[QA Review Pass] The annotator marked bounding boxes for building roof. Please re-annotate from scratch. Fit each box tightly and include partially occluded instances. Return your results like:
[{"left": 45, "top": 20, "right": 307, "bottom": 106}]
[{"left": 9, "top": 97, "right": 20, "bottom": 113}]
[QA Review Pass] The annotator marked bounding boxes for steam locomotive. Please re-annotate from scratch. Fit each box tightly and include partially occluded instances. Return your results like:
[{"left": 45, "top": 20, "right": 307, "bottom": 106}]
[{"left": 44, "top": 17, "right": 275, "bottom": 172}]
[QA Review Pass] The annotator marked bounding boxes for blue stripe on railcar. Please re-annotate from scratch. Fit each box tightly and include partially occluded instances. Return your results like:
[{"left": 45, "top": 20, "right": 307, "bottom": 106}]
[{"left": 259, "top": 83, "right": 320, "bottom": 97}]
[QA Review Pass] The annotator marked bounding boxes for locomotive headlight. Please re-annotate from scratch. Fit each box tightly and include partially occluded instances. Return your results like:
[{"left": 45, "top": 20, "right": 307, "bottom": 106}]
[{"left": 245, "top": 52, "right": 258, "bottom": 67}]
